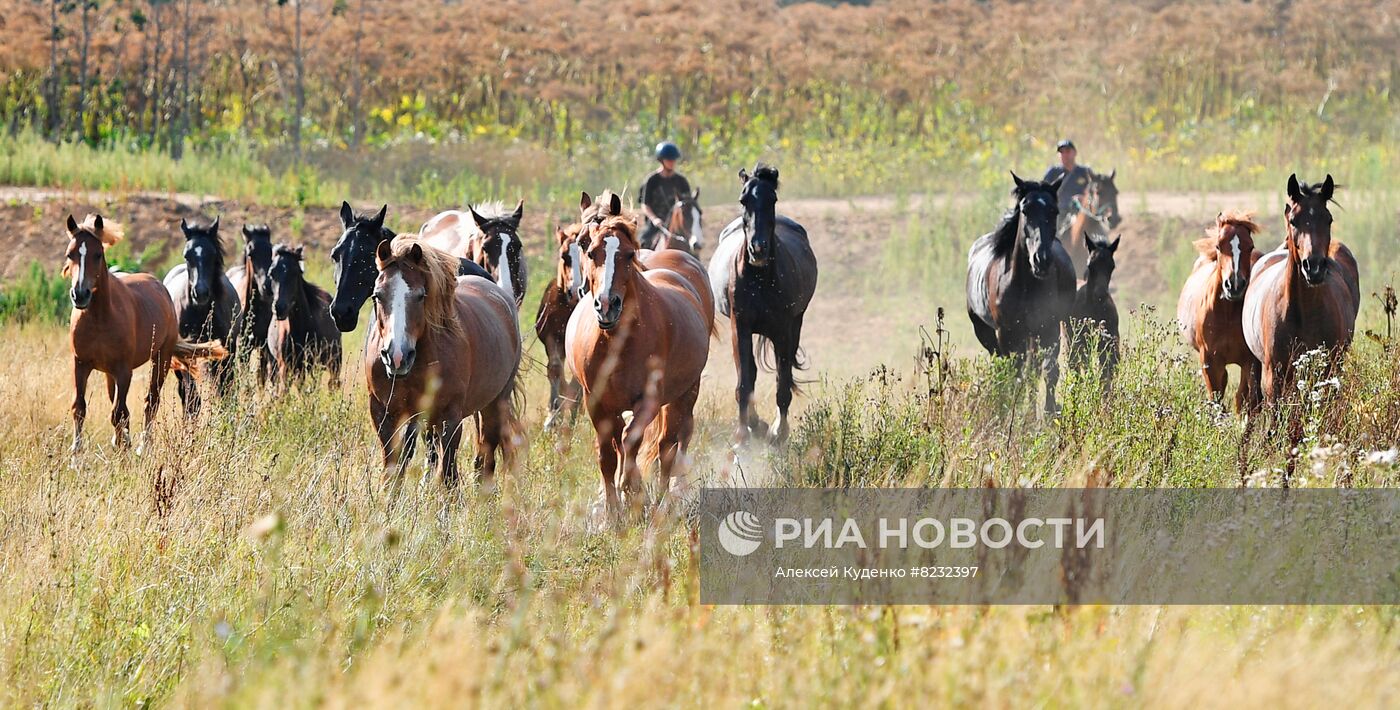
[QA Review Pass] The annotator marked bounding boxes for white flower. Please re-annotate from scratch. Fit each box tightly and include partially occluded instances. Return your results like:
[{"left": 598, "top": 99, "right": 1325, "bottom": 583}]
[{"left": 1366, "top": 448, "right": 1399, "bottom": 465}]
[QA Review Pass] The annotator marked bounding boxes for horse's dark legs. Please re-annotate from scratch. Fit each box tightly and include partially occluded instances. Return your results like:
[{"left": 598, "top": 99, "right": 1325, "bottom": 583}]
[
  {"left": 733, "top": 322, "right": 765, "bottom": 442},
  {"left": 1040, "top": 335, "right": 1062, "bottom": 415},
  {"left": 542, "top": 335, "right": 567, "bottom": 431},
  {"left": 436, "top": 416, "right": 466, "bottom": 488},
  {"left": 773, "top": 322, "right": 802, "bottom": 444},
  {"left": 968, "top": 310, "right": 998, "bottom": 355},
  {"left": 142, "top": 356, "right": 170, "bottom": 453},
  {"left": 71, "top": 360, "right": 92, "bottom": 458},
  {"left": 175, "top": 369, "right": 201, "bottom": 417},
  {"left": 108, "top": 368, "right": 134, "bottom": 449},
  {"left": 478, "top": 393, "right": 514, "bottom": 488}
]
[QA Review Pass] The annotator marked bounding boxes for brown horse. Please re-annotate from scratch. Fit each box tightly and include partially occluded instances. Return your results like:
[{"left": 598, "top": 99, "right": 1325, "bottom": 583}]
[
  {"left": 1243, "top": 175, "right": 1360, "bottom": 405},
  {"left": 365, "top": 236, "right": 522, "bottom": 486},
  {"left": 64, "top": 214, "right": 226, "bottom": 456},
  {"left": 644, "top": 190, "right": 705, "bottom": 255},
  {"left": 535, "top": 222, "right": 586, "bottom": 431},
  {"left": 567, "top": 215, "right": 714, "bottom": 514},
  {"left": 1177, "top": 212, "right": 1264, "bottom": 412}
]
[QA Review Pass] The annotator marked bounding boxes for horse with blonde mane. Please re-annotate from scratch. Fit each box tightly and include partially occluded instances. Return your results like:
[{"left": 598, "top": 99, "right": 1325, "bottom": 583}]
[
  {"left": 64, "top": 214, "right": 226, "bottom": 456},
  {"left": 365, "top": 236, "right": 522, "bottom": 486},
  {"left": 1177, "top": 211, "right": 1264, "bottom": 412},
  {"left": 567, "top": 214, "right": 714, "bottom": 515}
]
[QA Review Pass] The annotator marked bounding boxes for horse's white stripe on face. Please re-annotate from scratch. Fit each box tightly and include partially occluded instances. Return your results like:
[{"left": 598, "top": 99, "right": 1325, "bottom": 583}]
[
  {"left": 1230, "top": 236, "right": 1242, "bottom": 280},
  {"left": 496, "top": 233, "right": 514, "bottom": 301},
  {"left": 599, "top": 236, "right": 620, "bottom": 303},
  {"left": 569, "top": 242, "right": 583, "bottom": 295},
  {"left": 76, "top": 242, "right": 87, "bottom": 286},
  {"left": 385, "top": 272, "right": 409, "bottom": 365},
  {"left": 691, "top": 205, "right": 704, "bottom": 246}
]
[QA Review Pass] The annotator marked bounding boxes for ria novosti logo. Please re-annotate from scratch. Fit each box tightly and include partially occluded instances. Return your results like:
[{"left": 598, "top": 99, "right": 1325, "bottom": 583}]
[{"left": 717, "top": 511, "right": 763, "bottom": 556}]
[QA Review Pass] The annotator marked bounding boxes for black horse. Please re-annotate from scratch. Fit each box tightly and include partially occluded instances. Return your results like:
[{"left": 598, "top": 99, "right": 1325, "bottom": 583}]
[
  {"left": 709, "top": 165, "right": 818, "bottom": 444},
  {"left": 227, "top": 224, "right": 274, "bottom": 384},
  {"left": 1070, "top": 235, "right": 1121, "bottom": 390},
  {"left": 266, "top": 244, "right": 342, "bottom": 388},
  {"left": 329, "top": 202, "right": 492, "bottom": 333},
  {"left": 966, "top": 173, "right": 1075, "bottom": 414},
  {"left": 163, "top": 216, "right": 239, "bottom": 414}
]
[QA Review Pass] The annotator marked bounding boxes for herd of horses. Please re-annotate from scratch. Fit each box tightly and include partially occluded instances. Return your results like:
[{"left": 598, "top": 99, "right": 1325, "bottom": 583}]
[
  {"left": 59, "top": 166, "right": 817, "bottom": 514},
  {"left": 968, "top": 170, "right": 1360, "bottom": 426},
  {"left": 55, "top": 163, "right": 1365, "bottom": 509}
]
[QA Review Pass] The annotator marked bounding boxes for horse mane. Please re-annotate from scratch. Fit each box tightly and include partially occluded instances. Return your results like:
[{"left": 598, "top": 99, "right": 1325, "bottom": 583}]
[
  {"left": 272, "top": 243, "right": 303, "bottom": 265},
  {"left": 386, "top": 234, "right": 463, "bottom": 337},
  {"left": 470, "top": 201, "right": 511, "bottom": 221},
  {"left": 752, "top": 164, "right": 780, "bottom": 190},
  {"left": 1295, "top": 180, "right": 1343, "bottom": 204},
  {"left": 81, "top": 214, "right": 124, "bottom": 246},
  {"left": 989, "top": 208, "right": 1022, "bottom": 257},
  {"left": 1194, "top": 211, "right": 1260, "bottom": 259}
]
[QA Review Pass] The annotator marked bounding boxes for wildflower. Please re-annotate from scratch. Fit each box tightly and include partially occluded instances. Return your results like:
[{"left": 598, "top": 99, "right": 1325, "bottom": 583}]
[{"left": 1365, "top": 448, "right": 1399, "bottom": 465}]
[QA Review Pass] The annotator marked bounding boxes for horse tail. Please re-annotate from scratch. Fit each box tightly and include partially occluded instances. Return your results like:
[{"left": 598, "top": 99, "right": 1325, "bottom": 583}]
[
  {"left": 171, "top": 339, "right": 229, "bottom": 371},
  {"left": 755, "top": 335, "right": 811, "bottom": 395}
]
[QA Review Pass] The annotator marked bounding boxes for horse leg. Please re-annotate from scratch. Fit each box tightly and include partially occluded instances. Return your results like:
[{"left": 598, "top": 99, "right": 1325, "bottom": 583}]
[
  {"left": 142, "top": 354, "right": 170, "bottom": 454},
  {"left": 593, "top": 412, "right": 625, "bottom": 516},
  {"left": 71, "top": 360, "right": 92, "bottom": 458},
  {"left": 658, "top": 380, "right": 701, "bottom": 499},
  {"left": 733, "top": 322, "right": 764, "bottom": 442},
  {"left": 621, "top": 393, "right": 663, "bottom": 512},
  {"left": 1202, "top": 352, "right": 1228, "bottom": 405},
  {"left": 543, "top": 337, "right": 566, "bottom": 431},
  {"left": 773, "top": 324, "right": 802, "bottom": 444},
  {"left": 433, "top": 416, "right": 465, "bottom": 488},
  {"left": 968, "top": 310, "right": 998, "bottom": 355},
  {"left": 478, "top": 395, "right": 511, "bottom": 489},
  {"left": 109, "top": 368, "right": 134, "bottom": 449},
  {"left": 1040, "top": 334, "right": 1062, "bottom": 416},
  {"left": 176, "top": 368, "right": 200, "bottom": 418}
]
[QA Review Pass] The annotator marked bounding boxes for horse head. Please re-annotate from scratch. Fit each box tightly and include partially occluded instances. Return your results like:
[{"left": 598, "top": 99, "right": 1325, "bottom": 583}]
[
  {"left": 581, "top": 215, "right": 641, "bottom": 331},
  {"left": 1085, "top": 234, "right": 1121, "bottom": 296},
  {"left": 64, "top": 213, "right": 120, "bottom": 310},
  {"left": 739, "top": 165, "right": 780, "bottom": 267},
  {"left": 1091, "top": 169, "right": 1121, "bottom": 229},
  {"left": 554, "top": 223, "right": 585, "bottom": 299},
  {"left": 180, "top": 216, "right": 225, "bottom": 307},
  {"left": 469, "top": 200, "right": 526, "bottom": 304},
  {"left": 241, "top": 223, "right": 274, "bottom": 300},
  {"left": 1212, "top": 212, "right": 1259, "bottom": 301},
  {"left": 1285, "top": 174, "right": 1337, "bottom": 288},
  {"left": 269, "top": 244, "right": 306, "bottom": 321},
  {"left": 669, "top": 188, "right": 704, "bottom": 252},
  {"left": 1011, "top": 172, "right": 1062, "bottom": 279},
  {"left": 329, "top": 201, "right": 390, "bottom": 332}
]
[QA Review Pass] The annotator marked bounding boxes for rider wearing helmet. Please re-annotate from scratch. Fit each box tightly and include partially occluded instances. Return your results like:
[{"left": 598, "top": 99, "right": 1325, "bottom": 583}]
[{"left": 639, "top": 141, "right": 693, "bottom": 249}]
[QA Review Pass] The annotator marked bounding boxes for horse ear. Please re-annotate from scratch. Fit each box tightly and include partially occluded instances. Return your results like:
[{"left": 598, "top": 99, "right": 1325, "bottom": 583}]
[
  {"left": 1321, "top": 174, "right": 1335, "bottom": 201},
  {"left": 371, "top": 205, "right": 387, "bottom": 229},
  {"left": 374, "top": 239, "right": 393, "bottom": 268},
  {"left": 608, "top": 192, "right": 622, "bottom": 216},
  {"left": 738, "top": 168, "right": 750, "bottom": 184},
  {"left": 293, "top": 245, "right": 305, "bottom": 259},
  {"left": 511, "top": 199, "right": 524, "bottom": 226},
  {"left": 339, "top": 201, "right": 354, "bottom": 228},
  {"left": 408, "top": 243, "right": 424, "bottom": 263},
  {"left": 242, "top": 224, "right": 254, "bottom": 238},
  {"left": 1107, "top": 168, "right": 1116, "bottom": 181},
  {"left": 180, "top": 218, "right": 192, "bottom": 237},
  {"left": 66, "top": 214, "right": 79, "bottom": 235},
  {"left": 209, "top": 215, "right": 220, "bottom": 233},
  {"left": 1010, "top": 171, "right": 1025, "bottom": 189},
  {"left": 1048, "top": 174, "right": 1065, "bottom": 193},
  {"left": 469, "top": 207, "right": 489, "bottom": 230},
  {"left": 1287, "top": 174, "right": 1302, "bottom": 203},
  {"left": 92, "top": 214, "right": 103, "bottom": 233},
  {"left": 692, "top": 187, "right": 701, "bottom": 201},
  {"left": 1109, "top": 235, "right": 1122, "bottom": 252},
  {"left": 580, "top": 191, "right": 593, "bottom": 212}
]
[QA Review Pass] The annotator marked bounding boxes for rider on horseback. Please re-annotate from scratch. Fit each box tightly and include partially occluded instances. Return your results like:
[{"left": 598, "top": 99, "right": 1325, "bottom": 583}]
[
  {"left": 640, "top": 141, "right": 693, "bottom": 249},
  {"left": 1044, "top": 139, "right": 1094, "bottom": 237}
]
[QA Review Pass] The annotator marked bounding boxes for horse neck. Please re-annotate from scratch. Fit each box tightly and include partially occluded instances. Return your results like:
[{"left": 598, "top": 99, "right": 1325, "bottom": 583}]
[
  {"left": 287, "top": 276, "right": 316, "bottom": 329},
  {"left": 614, "top": 265, "right": 653, "bottom": 330},
  {"left": 81, "top": 266, "right": 123, "bottom": 320}
]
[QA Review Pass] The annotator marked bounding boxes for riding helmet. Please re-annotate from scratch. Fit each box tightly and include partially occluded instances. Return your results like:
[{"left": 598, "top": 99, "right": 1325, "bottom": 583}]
[{"left": 655, "top": 141, "right": 682, "bottom": 161}]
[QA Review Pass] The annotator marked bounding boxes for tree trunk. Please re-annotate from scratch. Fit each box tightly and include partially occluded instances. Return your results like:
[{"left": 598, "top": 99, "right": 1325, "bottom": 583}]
[
  {"left": 347, "top": 0, "right": 366, "bottom": 152},
  {"left": 46, "top": 0, "right": 62, "bottom": 141},
  {"left": 173, "top": 0, "right": 192, "bottom": 160},
  {"left": 292, "top": 0, "right": 304, "bottom": 164},
  {"left": 75, "top": 1, "right": 92, "bottom": 141}
]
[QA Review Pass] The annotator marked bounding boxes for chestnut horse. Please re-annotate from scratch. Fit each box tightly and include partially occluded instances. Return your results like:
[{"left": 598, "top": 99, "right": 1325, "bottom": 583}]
[
  {"left": 64, "top": 214, "right": 226, "bottom": 455},
  {"left": 967, "top": 173, "right": 1075, "bottom": 414},
  {"left": 365, "top": 237, "right": 522, "bottom": 486},
  {"left": 642, "top": 189, "right": 705, "bottom": 255},
  {"left": 1177, "top": 212, "right": 1264, "bottom": 412},
  {"left": 227, "top": 224, "right": 274, "bottom": 384},
  {"left": 709, "top": 165, "right": 818, "bottom": 444},
  {"left": 1243, "top": 175, "right": 1361, "bottom": 404},
  {"left": 1069, "top": 235, "right": 1121, "bottom": 389},
  {"left": 266, "top": 244, "right": 342, "bottom": 389},
  {"left": 567, "top": 215, "right": 714, "bottom": 513},
  {"left": 535, "top": 191, "right": 625, "bottom": 431},
  {"left": 418, "top": 201, "right": 528, "bottom": 306}
]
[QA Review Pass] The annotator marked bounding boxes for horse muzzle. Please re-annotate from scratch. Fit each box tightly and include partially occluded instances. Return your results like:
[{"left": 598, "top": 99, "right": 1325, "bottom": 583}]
[
  {"left": 70, "top": 288, "right": 93, "bottom": 310},
  {"left": 330, "top": 301, "right": 359, "bottom": 332},
  {"left": 746, "top": 248, "right": 771, "bottom": 267},
  {"left": 380, "top": 345, "right": 416, "bottom": 378},
  {"left": 595, "top": 294, "right": 623, "bottom": 330},
  {"left": 1221, "top": 277, "right": 1247, "bottom": 302},
  {"left": 1300, "top": 258, "right": 1329, "bottom": 287}
]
